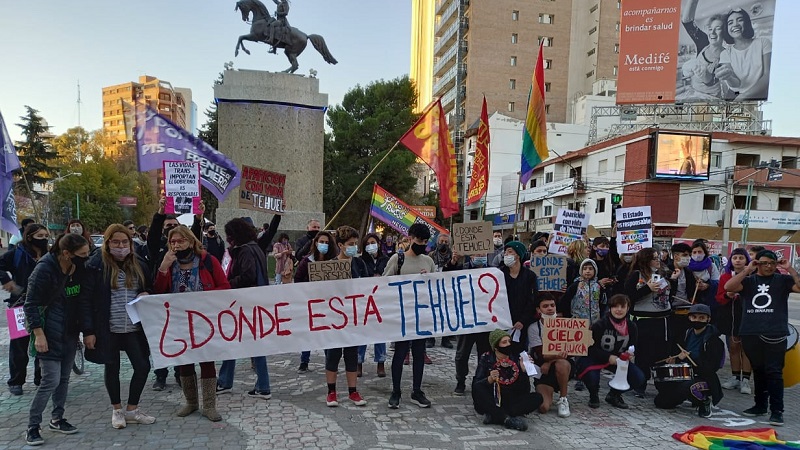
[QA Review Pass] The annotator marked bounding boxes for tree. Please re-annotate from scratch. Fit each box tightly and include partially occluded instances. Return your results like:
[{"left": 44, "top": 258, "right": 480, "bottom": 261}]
[
  {"left": 15, "top": 106, "right": 59, "bottom": 189},
  {"left": 50, "top": 126, "right": 104, "bottom": 165},
  {"left": 324, "top": 77, "right": 420, "bottom": 234}
]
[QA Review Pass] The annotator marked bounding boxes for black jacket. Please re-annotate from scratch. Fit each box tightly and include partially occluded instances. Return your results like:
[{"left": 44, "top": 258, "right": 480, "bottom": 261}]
[
  {"left": 24, "top": 253, "right": 93, "bottom": 361},
  {"left": 680, "top": 324, "right": 724, "bottom": 405},
  {"left": 83, "top": 252, "right": 152, "bottom": 364},
  {"left": 0, "top": 244, "right": 39, "bottom": 306},
  {"left": 228, "top": 241, "right": 268, "bottom": 288},
  {"left": 360, "top": 254, "right": 388, "bottom": 277},
  {"left": 256, "top": 215, "right": 281, "bottom": 256},
  {"left": 204, "top": 234, "right": 226, "bottom": 262},
  {"left": 586, "top": 314, "right": 638, "bottom": 365},
  {"left": 472, "top": 351, "right": 531, "bottom": 397},
  {"left": 501, "top": 265, "right": 538, "bottom": 329}
]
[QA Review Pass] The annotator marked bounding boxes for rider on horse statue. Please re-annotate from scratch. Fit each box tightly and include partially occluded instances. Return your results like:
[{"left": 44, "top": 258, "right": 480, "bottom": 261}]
[{"left": 268, "top": 0, "right": 290, "bottom": 54}]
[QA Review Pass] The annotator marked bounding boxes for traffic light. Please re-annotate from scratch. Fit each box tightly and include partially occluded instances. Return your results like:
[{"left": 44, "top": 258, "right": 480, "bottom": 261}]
[{"left": 611, "top": 193, "right": 622, "bottom": 206}]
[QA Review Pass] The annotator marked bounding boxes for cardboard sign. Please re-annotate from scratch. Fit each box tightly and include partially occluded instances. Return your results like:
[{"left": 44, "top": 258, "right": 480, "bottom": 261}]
[
  {"left": 163, "top": 161, "right": 201, "bottom": 214},
  {"left": 133, "top": 268, "right": 512, "bottom": 368},
  {"left": 541, "top": 317, "right": 593, "bottom": 356},
  {"left": 531, "top": 255, "right": 567, "bottom": 291},
  {"left": 549, "top": 209, "right": 590, "bottom": 255},
  {"left": 239, "top": 165, "right": 286, "bottom": 215},
  {"left": 5, "top": 306, "right": 28, "bottom": 340},
  {"left": 617, "top": 206, "right": 652, "bottom": 252},
  {"left": 308, "top": 260, "right": 351, "bottom": 282},
  {"left": 452, "top": 221, "right": 493, "bottom": 256}
]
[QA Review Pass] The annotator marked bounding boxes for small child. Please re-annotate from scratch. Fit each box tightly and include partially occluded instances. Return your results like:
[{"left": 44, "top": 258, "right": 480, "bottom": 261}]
[
  {"left": 527, "top": 294, "right": 573, "bottom": 418},
  {"left": 559, "top": 259, "right": 601, "bottom": 322}
]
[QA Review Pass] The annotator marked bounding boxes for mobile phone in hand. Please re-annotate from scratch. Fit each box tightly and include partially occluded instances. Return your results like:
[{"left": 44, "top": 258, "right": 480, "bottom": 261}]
[{"left": 651, "top": 274, "right": 662, "bottom": 283}]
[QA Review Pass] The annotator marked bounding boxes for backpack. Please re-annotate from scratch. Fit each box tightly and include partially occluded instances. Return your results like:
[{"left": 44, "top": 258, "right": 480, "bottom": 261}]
[{"left": 395, "top": 252, "right": 405, "bottom": 275}]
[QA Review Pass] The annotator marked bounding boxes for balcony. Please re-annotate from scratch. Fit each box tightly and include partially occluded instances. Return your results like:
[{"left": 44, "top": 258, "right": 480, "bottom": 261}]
[
  {"left": 433, "top": 65, "right": 457, "bottom": 96},
  {"left": 433, "top": 44, "right": 458, "bottom": 77},
  {"left": 434, "top": 22, "right": 459, "bottom": 55},
  {"left": 435, "top": 0, "right": 450, "bottom": 15},
  {"left": 440, "top": 86, "right": 457, "bottom": 110},
  {"left": 519, "top": 178, "right": 584, "bottom": 203},
  {"left": 733, "top": 165, "right": 800, "bottom": 190},
  {"left": 436, "top": 0, "right": 458, "bottom": 31}
]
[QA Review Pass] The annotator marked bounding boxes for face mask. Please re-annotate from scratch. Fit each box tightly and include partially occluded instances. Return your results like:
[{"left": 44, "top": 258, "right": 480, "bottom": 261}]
[
  {"left": 596, "top": 248, "right": 609, "bottom": 257},
  {"left": 493, "top": 237, "right": 502, "bottom": 247},
  {"left": 110, "top": 247, "right": 130, "bottom": 260},
  {"left": 411, "top": 243, "right": 427, "bottom": 255},
  {"left": 69, "top": 226, "right": 83, "bottom": 235},
  {"left": 71, "top": 255, "right": 88, "bottom": 267},
  {"left": 622, "top": 255, "right": 633, "bottom": 263},
  {"left": 677, "top": 256, "right": 691, "bottom": 268},
  {"left": 691, "top": 254, "right": 705, "bottom": 262},
  {"left": 175, "top": 248, "right": 193, "bottom": 262},
  {"left": 344, "top": 245, "right": 358, "bottom": 257},
  {"left": 438, "top": 243, "right": 449, "bottom": 253},
  {"left": 30, "top": 238, "right": 49, "bottom": 252},
  {"left": 504, "top": 255, "right": 517, "bottom": 267},
  {"left": 540, "top": 312, "right": 557, "bottom": 320},
  {"left": 164, "top": 224, "right": 177, "bottom": 233},
  {"left": 307, "top": 230, "right": 319, "bottom": 239},
  {"left": 207, "top": 230, "right": 216, "bottom": 237},
  {"left": 473, "top": 256, "right": 487, "bottom": 266},
  {"left": 691, "top": 321, "right": 708, "bottom": 330},
  {"left": 366, "top": 243, "right": 378, "bottom": 255},
  {"left": 317, "top": 243, "right": 329, "bottom": 255},
  {"left": 496, "top": 345, "right": 512, "bottom": 356}
]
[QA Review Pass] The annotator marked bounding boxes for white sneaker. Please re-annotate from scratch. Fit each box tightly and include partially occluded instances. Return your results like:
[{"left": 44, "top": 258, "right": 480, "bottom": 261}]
[
  {"left": 740, "top": 379, "right": 752, "bottom": 395},
  {"left": 557, "top": 396, "right": 571, "bottom": 418},
  {"left": 111, "top": 409, "right": 126, "bottom": 429},
  {"left": 721, "top": 375, "right": 740, "bottom": 390},
  {"left": 125, "top": 408, "right": 156, "bottom": 424}
]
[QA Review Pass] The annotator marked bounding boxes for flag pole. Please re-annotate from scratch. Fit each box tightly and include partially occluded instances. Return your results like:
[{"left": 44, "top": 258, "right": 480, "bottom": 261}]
[
  {"left": 514, "top": 174, "right": 522, "bottom": 239},
  {"left": 325, "top": 141, "right": 401, "bottom": 228}
]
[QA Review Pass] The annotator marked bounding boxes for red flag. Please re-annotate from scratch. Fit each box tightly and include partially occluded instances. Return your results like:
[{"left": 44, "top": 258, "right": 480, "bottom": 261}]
[
  {"left": 399, "top": 99, "right": 459, "bottom": 218},
  {"left": 466, "top": 96, "right": 490, "bottom": 206}
]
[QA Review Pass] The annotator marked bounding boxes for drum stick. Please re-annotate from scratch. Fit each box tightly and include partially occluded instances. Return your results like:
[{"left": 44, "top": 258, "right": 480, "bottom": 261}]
[
  {"left": 677, "top": 344, "right": 698, "bottom": 367},
  {"left": 655, "top": 354, "right": 680, "bottom": 364}
]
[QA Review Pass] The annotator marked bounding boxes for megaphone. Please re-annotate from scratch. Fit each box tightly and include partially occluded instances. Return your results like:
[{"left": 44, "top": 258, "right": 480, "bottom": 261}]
[{"left": 609, "top": 358, "right": 630, "bottom": 391}]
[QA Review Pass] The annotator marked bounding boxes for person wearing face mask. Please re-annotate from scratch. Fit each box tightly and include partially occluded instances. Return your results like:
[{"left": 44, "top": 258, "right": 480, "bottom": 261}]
[
  {"left": 294, "top": 231, "right": 338, "bottom": 372},
  {"left": 295, "top": 219, "right": 321, "bottom": 261},
  {"left": 66, "top": 219, "right": 98, "bottom": 256},
  {"left": 0, "top": 223, "right": 49, "bottom": 395},
  {"left": 500, "top": 241, "right": 538, "bottom": 353},
  {"left": 24, "top": 233, "right": 95, "bottom": 446},
  {"left": 668, "top": 242, "right": 696, "bottom": 348},
  {"left": 429, "top": 232, "right": 461, "bottom": 349},
  {"left": 489, "top": 231, "right": 505, "bottom": 267},
  {"left": 83, "top": 224, "right": 156, "bottom": 429},
  {"left": 527, "top": 294, "right": 573, "bottom": 418},
  {"left": 202, "top": 223, "right": 225, "bottom": 263},
  {"left": 358, "top": 233, "right": 388, "bottom": 377},
  {"left": 715, "top": 248, "right": 753, "bottom": 395},
  {"left": 616, "top": 253, "right": 635, "bottom": 288},
  {"left": 654, "top": 304, "right": 724, "bottom": 418},
  {"left": 589, "top": 235, "right": 620, "bottom": 301},
  {"left": 382, "top": 234, "right": 396, "bottom": 257},
  {"left": 270, "top": 233, "right": 294, "bottom": 285},
  {"left": 687, "top": 240, "right": 721, "bottom": 308},
  {"left": 472, "top": 329, "right": 542, "bottom": 431},
  {"left": 153, "top": 226, "right": 230, "bottom": 422}
]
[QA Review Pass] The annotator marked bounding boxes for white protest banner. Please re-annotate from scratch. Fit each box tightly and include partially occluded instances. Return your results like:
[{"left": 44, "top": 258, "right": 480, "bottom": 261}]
[
  {"left": 135, "top": 268, "right": 512, "bottom": 368},
  {"left": 541, "top": 317, "right": 593, "bottom": 356},
  {"left": 548, "top": 209, "right": 590, "bottom": 255},
  {"left": 531, "top": 255, "right": 567, "bottom": 291},
  {"left": 617, "top": 206, "right": 652, "bottom": 252},
  {"left": 452, "top": 221, "right": 493, "bottom": 256},
  {"left": 163, "top": 161, "right": 201, "bottom": 214}
]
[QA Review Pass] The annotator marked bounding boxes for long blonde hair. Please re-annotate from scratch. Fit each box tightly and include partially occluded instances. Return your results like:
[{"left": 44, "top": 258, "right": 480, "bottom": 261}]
[
  {"left": 101, "top": 224, "right": 146, "bottom": 290},
  {"left": 566, "top": 239, "right": 588, "bottom": 264}
]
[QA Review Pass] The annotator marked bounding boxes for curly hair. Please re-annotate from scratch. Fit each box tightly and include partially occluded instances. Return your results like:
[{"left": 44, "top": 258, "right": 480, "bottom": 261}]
[{"left": 224, "top": 218, "right": 258, "bottom": 246}]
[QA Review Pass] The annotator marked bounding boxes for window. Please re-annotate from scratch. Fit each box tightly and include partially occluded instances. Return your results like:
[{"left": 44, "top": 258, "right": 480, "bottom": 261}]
[
  {"left": 512, "top": 10, "right": 519, "bottom": 21},
  {"left": 544, "top": 205, "right": 553, "bottom": 216},
  {"left": 779, "top": 197, "right": 794, "bottom": 211},
  {"left": 613, "top": 66, "right": 618, "bottom": 76},
  {"left": 529, "top": 179, "right": 537, "bottom": 189},
  {"left": 470, "top": 210, "right": 479, "bottom": 220},
  {"left": 586, "top": 70, "right": 595, "bottom": 78},
  {"left": 539, "top": 36, "right": 553, "bottom": 47},
  {"left": 587, "top": 48, "right": 596, "bottom": 56},
  {"left": 509, "top": 79, "right": 516, "bottom": 89},
  {"left": 618, "top": 0, "right": 621, "bottom": 9},
  {"left": 544, "top": 82, "right": 551, "bottom": 92},
  {"left": 588, "top": 26, "right": 597, "bottom": 35},
  {"left": 782, "top": 156, "right": 797, "bottom": 169},
  {"left": 544, "top": 59, "right": 552, "bottom": 69},
  {"left": 511, "top": 33, "right": 518, "bottom": 44},
  {"left": 545, "top": 104, "right": 550, "bottom": 114},
  {"left": 711, "top": 152, "right": 722, "bottom": 168},
  {"left": 703, "top": 194, "right": 720, "bottom": 210},
  {"left": 590, "top": 4, "right": 598, "bottom": 13},
  {"left": 615, "top": 154, "right": 625, "bottom": 171},
  {"left": 596, "top": 198, "right": 606, "bottom": 213},
  {"left": 528, "top": 209, "right": 536, "bottom": 220},
  {"left": 614, "top": 43, "right": 620, "bottom": 53},
  {"left": 539, "top": 13, "right": 554, "bottom": 24},
  {"left": 616, "top": 22, "right": 620, "bottom": 31},
  {"left": 733, "top": 195, "right": 758, "bottom": 209},
  {"left": 736, "top": 153, "right": 759, "bottom": 166},
  {"left": 508, "top": 102, "right": 515, "bottom": 112},
  {"left": 545, "top": 172, "right": 554, "bottom": 183},
  {"left": 598, "top": 159, "right": 608, "bottom": 174},
  {"left": 511, "top": 56, "right": 517, "bottom": 66}
]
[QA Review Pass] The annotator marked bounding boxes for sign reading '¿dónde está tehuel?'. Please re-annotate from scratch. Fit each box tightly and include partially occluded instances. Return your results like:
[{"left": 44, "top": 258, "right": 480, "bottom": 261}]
[{"left": 239, "top": 165, "right": 286, "bottom": 215}]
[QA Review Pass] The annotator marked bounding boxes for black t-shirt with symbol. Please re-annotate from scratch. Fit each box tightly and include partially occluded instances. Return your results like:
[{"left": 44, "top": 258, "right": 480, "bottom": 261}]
[{"left": 739, "top": 273, "right": 793, "bottom": 337}]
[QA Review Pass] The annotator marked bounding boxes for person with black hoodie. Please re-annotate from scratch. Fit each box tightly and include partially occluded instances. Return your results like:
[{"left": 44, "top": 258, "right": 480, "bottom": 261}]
[
  {"left": 653, "top": 304, "right": 723, "bottom": 418},
  {"left": 501, "top": 241, "right": 538, "bottom": 352},
  {"left": 294, "top": 219, "right": 321, "bottom": 261}
]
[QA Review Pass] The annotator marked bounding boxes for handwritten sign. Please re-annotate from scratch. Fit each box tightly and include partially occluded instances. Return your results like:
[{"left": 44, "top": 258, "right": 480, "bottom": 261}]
[
  {"left": 133, "top": 268, "right": 512, "bottom": 368},
  {"left": 308, "top": 260, "right": 351, "bottom": 282},
  {"left": 541, "top": 317, "right": 593, "bottom": 356},
  {"left": 452, "top": 221, "right": 493, "bottom": 256},
  {"left": 531, "top": 255, "right": 567, "bottom": 291},
  {"left": 163, "top": 161, "right": 201, "bottom": 214},
  {"left": 5, "top": 306, "right": 29, "bottom": 340},
  {"left": 617, "top": 206, "right": 652, "bottom": 252},
  {"left": 238, "top": 165, "right": 286, "bottom": 215},
  {"left": 549, "top": 209, "right": 589, "bottom": 255}
]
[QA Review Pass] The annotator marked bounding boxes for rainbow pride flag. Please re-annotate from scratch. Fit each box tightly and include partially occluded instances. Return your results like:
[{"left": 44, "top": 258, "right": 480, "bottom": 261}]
[
  {"left": 520, "top": 42, "right": 549, "bottom": 186},
  {"left": 673, "top": 426, "right": 800, "bottom": 449},
  {"left": 369, "top": 184, "right": 448, "bottom": 238}
]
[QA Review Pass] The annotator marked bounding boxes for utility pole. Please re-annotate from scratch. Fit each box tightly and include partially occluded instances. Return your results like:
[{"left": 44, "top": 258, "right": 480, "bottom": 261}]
[{"left": 741, "top": 179, "right": 755, "bottom": 245}]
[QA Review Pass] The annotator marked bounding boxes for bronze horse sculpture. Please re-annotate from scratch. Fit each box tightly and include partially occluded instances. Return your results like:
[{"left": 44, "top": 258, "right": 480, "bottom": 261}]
[{"left": 234, "top": 0, "right": 337, "bottom": 74}]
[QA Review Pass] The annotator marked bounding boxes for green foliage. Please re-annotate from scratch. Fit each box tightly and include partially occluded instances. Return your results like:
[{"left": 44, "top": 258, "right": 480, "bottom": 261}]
[
  {"left": 15, "top": 106, "right": 59, "bottom": 188},
  {"left": 324, "top": 76, "right": 420, "bottom": 233},
  {"left": 50, "top": 126, "right": 104, "bottom": 165}
]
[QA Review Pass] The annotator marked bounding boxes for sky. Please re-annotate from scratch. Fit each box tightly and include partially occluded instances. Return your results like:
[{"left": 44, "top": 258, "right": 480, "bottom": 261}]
[{"left": 1, "top": 1, "right": 800, "bottom": 141}]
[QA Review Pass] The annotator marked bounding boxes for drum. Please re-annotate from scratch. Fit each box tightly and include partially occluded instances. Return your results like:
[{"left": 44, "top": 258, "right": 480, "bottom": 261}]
[
  {"left": 673, "top": 305, "right": 691, "bottom": 316},
  {"left": 652, "top": 363, "right": 693, "bottom": 383},
  {"left": 784, "top": 324, "right": 800, "bottom": 388}
]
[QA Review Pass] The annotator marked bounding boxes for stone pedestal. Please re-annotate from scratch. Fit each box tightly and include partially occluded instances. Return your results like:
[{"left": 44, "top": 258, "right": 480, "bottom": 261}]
[{"left": 214, "top": 69, "right": 326, "bottom": 233}]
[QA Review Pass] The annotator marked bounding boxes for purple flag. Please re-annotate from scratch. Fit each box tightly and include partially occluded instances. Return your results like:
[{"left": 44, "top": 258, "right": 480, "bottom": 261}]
[
  {"left": 135, "top": 104, "right": 240, "bottom": 201},
  {"left": 0, "top": 110, "right": 21, "bottom": 237}
]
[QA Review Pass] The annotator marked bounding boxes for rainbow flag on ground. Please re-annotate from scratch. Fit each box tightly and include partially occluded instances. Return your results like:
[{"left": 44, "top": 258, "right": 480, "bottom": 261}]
[
  {"left": 520, "top": 42, "right": 549, "bottom": 186},
  {"left": 369, "top": 184, "right": 448, "bottom": 238},
  {"left": 673, "top": 426, "right": 800, "bottom": 449}
]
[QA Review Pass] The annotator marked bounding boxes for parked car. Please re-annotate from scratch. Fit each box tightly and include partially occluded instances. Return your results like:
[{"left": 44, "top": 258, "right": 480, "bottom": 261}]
[{"left": 91, "top": 234, "right": 104, "bottom": 248}]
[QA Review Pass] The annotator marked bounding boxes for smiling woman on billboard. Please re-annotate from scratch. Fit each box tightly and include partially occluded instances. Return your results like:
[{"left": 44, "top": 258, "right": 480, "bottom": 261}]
[{"left": 715, "top": 7, "right": 772, "bottom": 101}]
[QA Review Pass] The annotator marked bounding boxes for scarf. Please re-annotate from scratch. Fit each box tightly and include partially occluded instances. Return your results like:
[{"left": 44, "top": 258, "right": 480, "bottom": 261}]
[
  {"left": 611, "top": 317, "right": 629, "bottom": 336},
  {"left": 431, "top": 245, "right": 452, "bottom": 269},
  {"left": 688, "top": 256, "right": 712, "bottom": 272},
  {"left": 171, "top": 256, "right": 202, "bottom": 293}
]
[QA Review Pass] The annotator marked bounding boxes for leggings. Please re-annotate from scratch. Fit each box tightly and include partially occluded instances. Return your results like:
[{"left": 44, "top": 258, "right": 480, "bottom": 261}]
[
  {"left": 104, "top": 331, "right": 151, "bottom": 406},
  {"left": 325, "top": 347, "right": 358, "bottom": 372},
  {"left": 392, "top": 339, "right": 426, "bottom": 393},
  {"left": 179, "top": 362, "right": 217, "bottom": 379}
]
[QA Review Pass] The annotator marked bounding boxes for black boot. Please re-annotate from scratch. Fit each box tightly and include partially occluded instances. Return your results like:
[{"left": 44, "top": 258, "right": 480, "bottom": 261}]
[
  {"left": 588, "top": 389, "right": 600, "bottom": 408},
  {"left": 606, "top": 389, "right": 629, "bottom": 409}
]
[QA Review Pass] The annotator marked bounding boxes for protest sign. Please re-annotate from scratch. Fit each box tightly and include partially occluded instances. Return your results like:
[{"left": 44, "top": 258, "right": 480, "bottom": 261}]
[
  {"left": 370, "top": 184, "right": 449, "bottom": 238},
  {"left": 163, "top": 161, "right": 201, "bottom": 214},
  {"left": 617, "top": 206, "right": 652, "bottom": 252},
  {"left": 5, "top": 306, "right": 28, "bottom": 340},
  {"left": 541, "top": 317, "right": 593, "bottom": 356},
  {"left": 452, "top": 222, "right": 493, "bottom": 256},
  {"left": 531, "top": 255, "right": 567, "bottom": 291},
  {"left": 133, "top": 268, "right": 511, "bottom": 368},
  {"left": 308, "top": 260, "right": 351, "bottom": 282},
  {"left": 411, "top": 206, "right": 437, "bottom": 219},
  {"left": 239, "top": 165, "right": 286, "bottom": 215},
  {"left": 549, "top": 209, "right": 589, "bottom": 255}
]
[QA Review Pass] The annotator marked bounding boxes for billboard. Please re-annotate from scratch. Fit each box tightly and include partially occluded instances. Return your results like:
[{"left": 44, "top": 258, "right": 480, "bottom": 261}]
[
  {"left": 653, "top": 131, "right": 711, "bottom": 180},
  {"left": 617, "top": 0, "right": 776, "bottom": 104}
]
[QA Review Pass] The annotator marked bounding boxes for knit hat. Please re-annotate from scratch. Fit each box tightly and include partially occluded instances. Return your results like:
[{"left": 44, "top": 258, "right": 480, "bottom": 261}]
[
  {"left": 688, "top": 304, "right": 711, "bottom": 317},
  {"left": 579, "top": 259, "right": 598, "bottom": 279},
  {"left": 488, "top": 329, "right": 511, "bottom": 350},
  {"left": 504, "top": 241, "right": 526, "bottom": 260}
]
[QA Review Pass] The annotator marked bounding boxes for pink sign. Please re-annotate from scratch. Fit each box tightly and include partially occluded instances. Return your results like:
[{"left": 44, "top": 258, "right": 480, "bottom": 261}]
[{"left": 5, "top": 306, "right": 29, "bottom": 340}]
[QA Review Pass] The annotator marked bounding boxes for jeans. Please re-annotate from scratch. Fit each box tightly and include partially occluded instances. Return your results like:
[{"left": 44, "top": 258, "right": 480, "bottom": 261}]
[
  {"left": 300, "top": 351, "right": 311, "bottom": 364},
  {"left": 29, "top": 340, "right": 77, "bottom": 428},
  {"left": 742, "top": 335, "right": 785, "bottom": 413},
  {"left": 579, "top": 357, "right": 646, "bottom": 394},
  {"left": 8, "top": 334, "right": 41, "bottom": 386},
  {"left": 455, "top": 332, "right": 490, "bottom": 384},
  {"left": 357, "top": 344, "right": 386, "bottom": 364},
  {"left": 218, "top": 357, "right": 270, "bottom": 392},
  {"left": 392, "top": 339, "right": 426, "bottom": 393},
  {"left": 274, "top": 274, "right": 282, "bottom": 285},
  {"left": 104, "top": 331, "right": 151, "bottom": 406}
]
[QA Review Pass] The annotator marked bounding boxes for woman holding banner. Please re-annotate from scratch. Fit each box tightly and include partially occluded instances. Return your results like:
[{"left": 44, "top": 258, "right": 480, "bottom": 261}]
[
  {"left": 358, "top": 233, "right": 389, "bottom": 377},
  {"left": 153, "top": 226, "right": 230, "bottom": 422}
]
